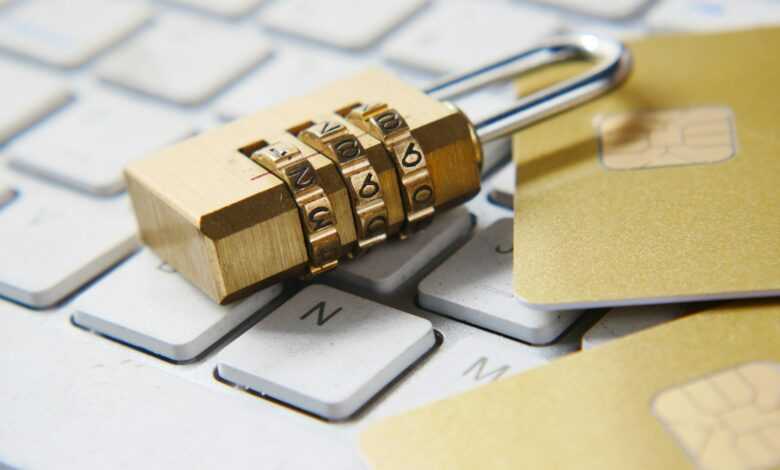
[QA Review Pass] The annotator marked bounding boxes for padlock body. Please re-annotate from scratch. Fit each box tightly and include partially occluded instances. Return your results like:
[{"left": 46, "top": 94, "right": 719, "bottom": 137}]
[{"left": 125, "top": 68, "right": 481, "bottom": 303}]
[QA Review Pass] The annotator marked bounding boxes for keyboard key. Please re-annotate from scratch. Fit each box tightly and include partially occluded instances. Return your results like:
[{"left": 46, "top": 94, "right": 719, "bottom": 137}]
[
  {"left": 0, "top": 0, "right": 151, "bottom": 68},
  {"left": 217, "top": 284, "right": 435, "bottom": 420},
  {"left": 98, "top": 16, "right": 271, "bottom": 105},
  {"left": 260, "top": 0, "right": 426, "bottom": 50},
  {"left": 532, "top": 0, "right": 650, "bottom": 20},
  {"left": 375, "top": 335, "right": 546, "bottom": 416},
  {"left": 647, "top": 0, "right": 780, "bottom": 32},
  {"left": 325, "top": 207, "right": 472, "bottom": 296},
  {"left": 383, "top": 0, "right": 561, "bottom": 73},
  {"left": 217, "top": 46, "right": 363, "bottom": 119},
  {"left": 582, "top": 304, "right": 687, "bottom": 349},
  {"left": 8, "top": 91, "right": 193, "bottom": 195},
  {"left": 0, "top": 60, "right": 71, "bottom": 144},
  {"left": 0, "top": 303, "right": 358, "bottom": 469},
  {"left": 168, "top": 0, "right": 264, "bottom": 17},
  {"left": 0, "top": 172, "right": 138, "bottom": 308},
  {"left": 72, "top": 250, "right": 283, "bottom": 362},
  {"left": 419, "top": 218, "right": 581, "bottom": 344},
  {"left": 487, "top": 161, "right": 514, "bottom": 209}
]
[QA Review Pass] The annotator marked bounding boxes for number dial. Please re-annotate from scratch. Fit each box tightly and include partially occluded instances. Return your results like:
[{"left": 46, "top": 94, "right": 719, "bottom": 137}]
[
  {"left": 251, "top": 141, "right": 341, "bottom": 275},
  {"left": 348, "top": 103, "right": 435, "bottom": 234},
  {"left": 299, "top": 117, "right": 389, "bottom": 252}
]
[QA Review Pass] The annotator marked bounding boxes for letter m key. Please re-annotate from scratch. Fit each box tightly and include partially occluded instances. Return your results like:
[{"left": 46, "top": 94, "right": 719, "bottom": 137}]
[
  {"left": 462, "top": 357, "right": 510, "bottom": 383},
  {"left": 300, "top": 301, "right": 342, "bottom": 326}
]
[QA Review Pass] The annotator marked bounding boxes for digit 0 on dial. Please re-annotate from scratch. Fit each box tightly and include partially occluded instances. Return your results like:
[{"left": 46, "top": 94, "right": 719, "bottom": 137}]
[
  {"left": 250, "top": 141, "right": 341, "bottom": 275},
  {"left": 298, "top": 118, "right": 392, "bottom": 252},
  {"left": 348, "top": 103, "right": 435, "bottom": 234}
]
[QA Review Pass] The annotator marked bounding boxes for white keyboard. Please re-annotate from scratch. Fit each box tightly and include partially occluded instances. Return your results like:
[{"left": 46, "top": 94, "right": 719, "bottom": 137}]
[{"left": 1, "top": 0, "right": 776, "bottom": 468}]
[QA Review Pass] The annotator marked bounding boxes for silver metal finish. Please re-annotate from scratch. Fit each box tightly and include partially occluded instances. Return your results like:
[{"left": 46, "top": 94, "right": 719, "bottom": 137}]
[{"left": 425, "top": 34, "right": 632, "bottom": 143}]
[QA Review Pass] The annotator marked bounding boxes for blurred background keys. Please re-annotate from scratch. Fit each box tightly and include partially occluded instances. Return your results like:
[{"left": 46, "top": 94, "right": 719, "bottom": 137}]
[
  {"left": 168, "top": 0, "right": 266, "bottom": 18},
  {"left": 260, "top": 0, "right": 427, "bottom": 50},
  {"left": 97, "top": 15, "right": 271, "bottom": 105},
  {"left": 0, "top": 60, "right": 71, "bottom": 144},
  {"left": 8, "top": 91, "right": 193, "bottom": 195},
  {"left": 383, "top": 0, "right": 562, "bottom": 73},
  {"left": 0, "top": 0, "right": 151, "bottom": 68}
]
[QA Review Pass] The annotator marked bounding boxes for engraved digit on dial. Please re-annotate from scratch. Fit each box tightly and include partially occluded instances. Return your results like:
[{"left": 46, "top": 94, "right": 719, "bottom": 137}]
[
  {"left": 334, "top": 137, "right": 361, "bottom": 162},
  {"left": 308, "top": 206, "right": 332, "bottom": 230},
  {"left": 376, "top": 111, "right": 402, "bottom": 133},
  {"left": 401, "top": 141, "right": 423, "bottom": 168},
  {"left": 287, "top": 163, "right": 315, "bottom": 190},
  {"left": 320, "top": 120, "right": 342, "bottom": 136},
  {"left": 358, "top": 171, "right": 379, "bottom": 199}
]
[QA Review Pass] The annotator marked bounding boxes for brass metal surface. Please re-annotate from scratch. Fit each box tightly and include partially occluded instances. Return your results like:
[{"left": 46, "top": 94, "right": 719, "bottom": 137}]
[
  {"left": 125, "top": 68, "right": 482, "bottom": 303},
  {"left": 347, "top": 102, "right": 436, "bottom": 235}
]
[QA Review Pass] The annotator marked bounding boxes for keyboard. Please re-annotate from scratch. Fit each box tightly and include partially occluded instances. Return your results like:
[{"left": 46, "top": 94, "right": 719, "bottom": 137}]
[{"left": 1, "top": 0, "right": 778, "bottom": 467}]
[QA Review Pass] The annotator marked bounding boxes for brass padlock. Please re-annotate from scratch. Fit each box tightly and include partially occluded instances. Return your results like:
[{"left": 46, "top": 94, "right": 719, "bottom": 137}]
[{"left": 125, "top": 34, "right": 631, "bottom": 304}]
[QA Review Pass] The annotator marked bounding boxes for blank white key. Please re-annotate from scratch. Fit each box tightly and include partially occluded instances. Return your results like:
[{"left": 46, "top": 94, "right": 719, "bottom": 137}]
[
  {"left": 487, "top": 161, "right": 515, "bottom": 209},
  {"left": 532, "top": 0, "right": 650, "bottom": 20},
  {"left": 8, "top": 91, "right": 193, "bottom": 195},
  {"left": 98, "top": 16, "right": 271, "bottom": 105},
  {"left": 217, "top": 284, "right": 435, "bottom": 420},
  {"left": 383, "top": 0, "right": 562, "bottom": 74},
  {"left": 0, "top": 0, "right": 151, "bottom": 68},
  {"left": 72, "top": 250, "right": 283, "bottom": 362},
  {"left": 419, "top": 218, "right": 581, "bottom": 344},
  {"left": 582, "top": 304, "right": 687, "bottom": 349},
  {"left": 325, "top": 207, "right": 472, "bottom": 296},
  {"left": 376, "top": 336, "right": 546, "bottom": 416},
  {"left": 0, "top": 172, "right": 138, "bottom": 308},
  {"left": 169, "top": 0, "right": 264, "bottom": 17},
  {"left": 647, "top": 0, "right": 780, "bottom": 32},
  {"left": 0, "top": 60, "right": 71, "bottom": 144},
  {"left": 217, "top": 46, "right": 364, "bottom": 120},
  {"left": 260, "top": 0, "right": 426, "bottom": 50}
]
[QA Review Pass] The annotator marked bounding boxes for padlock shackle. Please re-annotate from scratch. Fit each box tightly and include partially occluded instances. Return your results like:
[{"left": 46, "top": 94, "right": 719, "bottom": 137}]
[{"left": 424, "top": 34, "right": 632, "bottom": 143}]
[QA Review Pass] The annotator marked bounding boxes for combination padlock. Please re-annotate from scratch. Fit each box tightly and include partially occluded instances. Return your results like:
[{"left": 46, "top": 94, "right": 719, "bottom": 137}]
[{"left": 125, "top": 34, "right": 631, "bottom": 304}]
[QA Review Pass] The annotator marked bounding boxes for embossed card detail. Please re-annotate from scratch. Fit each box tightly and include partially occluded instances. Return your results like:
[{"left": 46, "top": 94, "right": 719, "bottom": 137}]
[
  {"left": 652, "top": 362, "right": 780, "bottom": 470},
  {"left": 598, "top": 106, "right": 737, "bottom": 170}
]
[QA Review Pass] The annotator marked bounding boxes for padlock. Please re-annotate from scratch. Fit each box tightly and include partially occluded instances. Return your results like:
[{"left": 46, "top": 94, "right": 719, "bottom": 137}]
[{"left": 125, "top": 34, "right": 631, "bottom": 304}]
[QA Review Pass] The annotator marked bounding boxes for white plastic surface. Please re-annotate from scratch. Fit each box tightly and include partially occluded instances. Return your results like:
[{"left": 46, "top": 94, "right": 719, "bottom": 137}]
[
  {"left": 0, "top": 59, "right": 71, "bottom": 144},
  {"left": 383, "top": 0, "right": 562, "bottom": 73},
  {"left": 8, "top": 91, "right": 193, "bottom": 195},
  {"left": 419, "top": 218, "right": 581, "bottom": 344},
  {"left": 260, "top": 0, "right": 426, "bottom": 49},
  {"left": 72, "top": 249, "right": 283, "bottom": 362},
  {"left": 0, "top": 0, "right": 151, "bottom": 68},
  {"left": 217, "top": 285, "right": 435, "bottom": 420},
  {"left": 98, "top": 15, "right": 271, "bottom": 105},
  {"left": 582, "top": 304, "right": 687, "bottom": 349},
  {"left": 0, "top": 171, "right": 138, "bottom": 307},
  {"left": 217, "top": 46, "right": 364, "bottom": 119},
  {"left": 169, "top": 0, "right": 264, "bottom": 17}
]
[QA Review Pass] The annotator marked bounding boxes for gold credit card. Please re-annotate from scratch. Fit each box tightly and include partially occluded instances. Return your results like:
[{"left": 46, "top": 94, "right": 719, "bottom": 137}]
[
  {"left": 360, "top": 300, "right": 780, "bottom": 470},
  {"left": 511, "top": 27, "right": 780, "bottom": 309}
]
